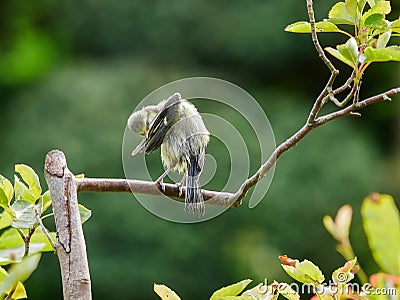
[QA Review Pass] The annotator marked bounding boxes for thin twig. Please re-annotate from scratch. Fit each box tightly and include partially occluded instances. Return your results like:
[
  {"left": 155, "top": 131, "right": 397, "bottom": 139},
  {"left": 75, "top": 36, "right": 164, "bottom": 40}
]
[
  {"left": 34, "top": 206, "right": 57, "bottom": 252},
  {"left": 307, "top": 0, "right": 337, "bottom": 73},
  {"left": 25, "top": 228, "right": 36, "bottom": 257},
  {"left": 316, "top": 87, "right": 400, "bottom": 125},
  {"left": 324, "top": 71, "right": 356, "bottom": 107},
  {"left": 306, "top": 0, "right": 339, "bottom": 124},
  {"left": 15, "top": 228, "right": 31, "bottom": 258},
  {"left": 330, "top": 80, "right": 358, "bottom": 108}
]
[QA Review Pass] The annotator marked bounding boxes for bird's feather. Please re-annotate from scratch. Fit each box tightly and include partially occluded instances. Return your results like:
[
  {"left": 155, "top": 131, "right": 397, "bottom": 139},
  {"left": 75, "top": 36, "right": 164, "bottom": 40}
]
[
  {"left": 145, "top": 93, "right": 182, "bottom": 154},
  {"left": 131, "top": 138, "right": 147, "bottom": 156}
]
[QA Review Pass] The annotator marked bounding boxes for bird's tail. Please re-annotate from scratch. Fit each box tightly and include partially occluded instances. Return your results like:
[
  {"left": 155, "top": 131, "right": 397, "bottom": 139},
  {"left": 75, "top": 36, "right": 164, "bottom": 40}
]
[{"left": 185, "top": 154, "right": 205, "bottom": 215}]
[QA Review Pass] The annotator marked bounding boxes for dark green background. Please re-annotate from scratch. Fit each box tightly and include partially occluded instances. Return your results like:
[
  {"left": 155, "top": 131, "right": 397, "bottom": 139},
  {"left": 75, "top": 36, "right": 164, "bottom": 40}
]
[{"left": 0, "top": 0, "right": 399, "bottom": 298}]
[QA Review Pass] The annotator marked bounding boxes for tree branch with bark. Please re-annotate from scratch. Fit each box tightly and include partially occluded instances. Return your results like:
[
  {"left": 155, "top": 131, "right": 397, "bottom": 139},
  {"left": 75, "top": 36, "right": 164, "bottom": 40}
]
[{"left": 73, "top": 0, "right": 400, "bottom": 209}]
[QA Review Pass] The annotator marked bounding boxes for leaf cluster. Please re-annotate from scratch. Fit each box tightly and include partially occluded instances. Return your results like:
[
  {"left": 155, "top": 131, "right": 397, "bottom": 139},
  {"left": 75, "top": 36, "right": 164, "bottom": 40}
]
[
  {"left": 154, "top": 192, "right": 400, "bottom": 299},
  {"left": 0, "top": 164, "right": 91, "bottom": 299},
  {"left": 286, "top": 0, "right": 400, "bottom": 82}
]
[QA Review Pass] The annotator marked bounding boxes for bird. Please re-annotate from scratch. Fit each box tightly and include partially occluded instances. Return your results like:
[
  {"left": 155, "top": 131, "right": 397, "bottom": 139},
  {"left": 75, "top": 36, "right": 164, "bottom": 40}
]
[{"left": 127, "top": 92, "right": 210, "bottom": 215}]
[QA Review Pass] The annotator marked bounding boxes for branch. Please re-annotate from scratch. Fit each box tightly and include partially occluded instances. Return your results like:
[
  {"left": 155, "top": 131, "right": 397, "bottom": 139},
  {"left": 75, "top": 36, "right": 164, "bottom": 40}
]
[
  {"left": 74, "top": 86, "right": 399, "bottom": 208},
  {"left": 306, "top": 0, "right": 337, "bottom": 73},
  {"left": 45, "top": 150, "right": 92, "bottom": 299},
  {"left": 63, "top": 0, "right": 399, "bottom": 211},
  {"left": 316, "top": 87, "right": 400, "bottom": 125},
  {"left": 77, "top": 178, "right": 236, "bottom": 207},
  {"left": 228, "top": 0, "right": 400, "bottom": 205}
]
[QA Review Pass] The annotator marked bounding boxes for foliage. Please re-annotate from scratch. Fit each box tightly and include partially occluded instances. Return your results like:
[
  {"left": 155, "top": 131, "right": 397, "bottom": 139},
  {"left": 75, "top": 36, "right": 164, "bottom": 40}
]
[
  {"left": 0, "top": 164, "right": 91, "bottom": 299},
  {"left": 322, "top": 193, "right": 400, "bottom": 298},
  {"left": 155, "top": 192, "right": 400, "bottom": 299},
  {"left": 361, "top": 193, "right": 400, "bottom": 275},
  {"left": 0, "top": 0, "right": 399, "bottom": 298},
  {"left": 286, "top": 0, "right": 400, "bottom": 83}
]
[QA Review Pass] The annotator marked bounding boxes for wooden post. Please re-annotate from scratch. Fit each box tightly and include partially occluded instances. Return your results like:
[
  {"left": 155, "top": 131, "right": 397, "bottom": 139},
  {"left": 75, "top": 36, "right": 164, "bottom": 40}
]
[{"left": 45, "top": 150, "right": 92, "bottom": 299}]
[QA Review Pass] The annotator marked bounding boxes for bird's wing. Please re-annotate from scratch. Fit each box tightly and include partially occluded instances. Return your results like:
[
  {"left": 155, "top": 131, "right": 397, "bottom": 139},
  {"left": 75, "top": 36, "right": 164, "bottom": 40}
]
[
  {"left": 145, "top": 93, "right": 182, "bottom": 154},
  {"left": 131, "top": 138, "right": 147, "bottom": 156}
]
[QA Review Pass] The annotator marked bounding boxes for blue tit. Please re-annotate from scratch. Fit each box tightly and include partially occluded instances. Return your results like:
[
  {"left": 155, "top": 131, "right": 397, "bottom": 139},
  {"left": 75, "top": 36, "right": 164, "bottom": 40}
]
[{"left": 127, "top": 92, "right": 210, "bottom": 215}]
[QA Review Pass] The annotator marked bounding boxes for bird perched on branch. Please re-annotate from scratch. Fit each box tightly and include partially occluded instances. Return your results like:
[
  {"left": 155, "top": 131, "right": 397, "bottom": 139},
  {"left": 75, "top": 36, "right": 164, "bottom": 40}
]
[{"left": 127, "top": 92, "right": 210, "bottom": 215}]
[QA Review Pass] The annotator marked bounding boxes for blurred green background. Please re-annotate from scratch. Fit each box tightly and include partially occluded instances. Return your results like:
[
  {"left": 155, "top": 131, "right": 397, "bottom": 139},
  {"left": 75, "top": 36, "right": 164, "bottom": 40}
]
[{"left": 1, "top": 0, "right": 399, "bottom": 299}]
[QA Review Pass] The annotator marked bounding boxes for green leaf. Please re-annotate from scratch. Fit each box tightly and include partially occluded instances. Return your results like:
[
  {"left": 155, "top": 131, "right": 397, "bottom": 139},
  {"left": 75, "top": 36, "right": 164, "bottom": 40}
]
[
  {"left": 332, "top": 258, "right": 357, "bottom": 284},
  {"left": 361, "top": 193, "right": 400, "bottom": 274},
  {"left": 323, "top": 204, "right": 352, "bottom": 243},
  {"left": 325, "top": 37, "right": 359, "bottom": 68},
  {"left": 364, "top": 46, "right": 400, "bottom": 62},
  {"left": 325, "top": 47, "right": 355, "bottom": 68},
  {"left": 358, "top": 0, "right": 368, "bottom": 12},
  {"left": 0, "top": 229, "right": 24, "bottom": 250},
  {"left": 0, "top": 267, "right": 27, "bottom": 299},
  {"left": 210, "top": 279, "right": 252, "bottom": 300},
  {"left": 30, "top": 229, "right": 56, "bottom": 252},
  {"left": 285, "top": 21, "right": 342, "bottom": 34},
  {"left": 0, "top": 228, "right": 55, "bottom": 252},
  {"left": 10, "top": 282, "right": 27, "bottom": 299},
  {"left": 280, "top": 256, "right": 324, "bottom": 286},
  {"left": 275, "top": 282, "right": 300, "bottom": 300},
  {"left": 41, "top": 190, "right": 52, "bottom": 213},
  {"left": 13, "top": 176, "right": 35, "bottom": 203},
  {"left": 0, "top": 253, "right": 41, "bottom": 297},
  {"left": 361, "top": 1, "right": 391, "bottom": 26},
  {"left": 220, "top": 296, "right": 255, "bottom": 299},
  {"left": 0, "top": 175, "right": 13, "bottom": 207},
  {"left": 328, "top": 2, "right": 356, "bottom": 25},
  {"left": 78, "top": 204, "right": 92, "bottom": 224},
  {"left": 369, "top": 0, "right": 390, "bottom": 14},
  {"left": 15, "top": 164, "right": 41, "bottom": 199},
  {"left": 323, "top": 215, "right": 337, "bottom": 239},
  {"left": 391, "top": 18, "right": 400, "bottom": 34},
  {"left": 11, "top": 200, "right": 37, "bottom": 229},
  {"left": 0, "top": 212, "right": 13, "bottom": 230},
  {"left": 241, "top": 283, "right": 274, "bottom": 300},
  {"left": 0, "top": 189, "right": 8, "bottom": 211},
  {"left": 377, "top": 31, "right": 391, "bottom": 48},
  {"left": 364, "top": 14, "right": 389, "bottom": 30},
  {"left": 345, "top": 0, "right": 358, "bottom": 24},
  {"left": 154, "top": 284, "right": 181, "bottom": 300},
  {"left": 0, "top": 244, "right": 45, "bottom": 265},
  {"left": 338, "top": 37, "right": 359, "bottom": 65}
]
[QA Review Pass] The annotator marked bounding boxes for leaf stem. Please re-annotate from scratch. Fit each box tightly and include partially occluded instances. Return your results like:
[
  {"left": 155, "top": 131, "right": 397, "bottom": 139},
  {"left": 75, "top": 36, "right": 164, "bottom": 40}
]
[{"left": 34, "top": 206, "right": 56, "bottom": 252}]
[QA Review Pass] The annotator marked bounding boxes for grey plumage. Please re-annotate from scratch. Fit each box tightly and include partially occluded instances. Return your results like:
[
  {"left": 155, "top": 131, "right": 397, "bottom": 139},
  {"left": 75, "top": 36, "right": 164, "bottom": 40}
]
[{"left": 127, "top": 93, "right": 210, "bottom": 214}]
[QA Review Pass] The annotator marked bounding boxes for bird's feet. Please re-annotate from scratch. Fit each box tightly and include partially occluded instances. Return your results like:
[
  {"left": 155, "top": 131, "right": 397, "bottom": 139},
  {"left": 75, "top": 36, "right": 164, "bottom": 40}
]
[
  {"left": 155, "top": 168, "right": 170, "bottom": 193},
  {"left": 176, "top": 176, "right": 186, "bottom": 196},
  {"left": 176, "top": 181, "right": 184, "bottom": 197},
  {"left": 155, "top": 177, "right": 166, "bottom": 193}
]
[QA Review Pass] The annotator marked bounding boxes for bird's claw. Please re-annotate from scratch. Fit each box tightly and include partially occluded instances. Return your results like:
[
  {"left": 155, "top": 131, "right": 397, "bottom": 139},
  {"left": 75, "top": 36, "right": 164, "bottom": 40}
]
[
  {"left": 176, "top": 182, "right": 184, "bottom": 197},
  {"left": 176, "top": 176, "right": 186, "bottom": 197},
  {"left": 156, "top": 179, "right": 166, "bottom": 193}
]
